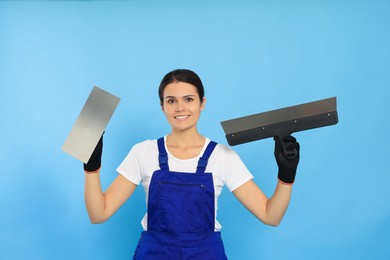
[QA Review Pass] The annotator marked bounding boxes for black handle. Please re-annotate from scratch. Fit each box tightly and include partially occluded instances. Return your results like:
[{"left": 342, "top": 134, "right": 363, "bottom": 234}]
[{"left": 276, "top": 135, "right": 298, "bottom": 160}]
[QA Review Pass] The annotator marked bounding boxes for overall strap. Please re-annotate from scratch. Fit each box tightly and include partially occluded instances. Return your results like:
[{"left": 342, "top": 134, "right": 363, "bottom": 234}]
[
  {"left": 196, "top": 141, "right": 217, "bottom": 173},
  {"left": 157, "top": 137, "right": 169, "bottom": 170}
]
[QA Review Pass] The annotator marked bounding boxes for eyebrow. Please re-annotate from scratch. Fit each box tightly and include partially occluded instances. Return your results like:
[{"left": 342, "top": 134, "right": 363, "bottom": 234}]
[{"left": 164, "top": 95, "right": 196, "bottom": 99}]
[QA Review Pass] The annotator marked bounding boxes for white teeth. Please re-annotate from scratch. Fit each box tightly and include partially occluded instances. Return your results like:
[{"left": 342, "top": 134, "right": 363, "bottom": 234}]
[{"left": 175, "top": 115, "right": 189, "bottom": 119}]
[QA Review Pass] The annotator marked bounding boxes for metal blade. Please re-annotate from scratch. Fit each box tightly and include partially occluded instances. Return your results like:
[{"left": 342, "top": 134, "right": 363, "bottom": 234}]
[
  {"left": 220, "top": 97, "right": 338, "bottom": 146},
  {"left": 62, "top": 86, "right": 120, "bottom": 163}
]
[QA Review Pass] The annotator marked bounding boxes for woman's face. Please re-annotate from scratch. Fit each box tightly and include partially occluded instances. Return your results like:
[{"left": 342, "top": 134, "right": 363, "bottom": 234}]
[{"left": 162, "top": 81, "right": 205, "bottom": 133}]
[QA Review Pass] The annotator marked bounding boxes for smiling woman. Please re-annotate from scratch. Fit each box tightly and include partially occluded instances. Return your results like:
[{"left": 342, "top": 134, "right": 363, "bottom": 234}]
[
  {"left": 83, "top": 69, "right": 300, "bottom": 259},
  {"left": 162, "top": 82, "right": 205, "bottom": 135},
  {"left": 1, "top": 0, "right": 389, "bottom": 258}
]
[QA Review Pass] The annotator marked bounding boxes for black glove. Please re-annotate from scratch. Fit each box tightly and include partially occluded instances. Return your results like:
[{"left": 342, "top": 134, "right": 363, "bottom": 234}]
[
  {"left": 274, "top": 135, "right": 300, "bottom": 184},
  {"left": 84, "top": 134, "right": 103, "bottom": 172}
]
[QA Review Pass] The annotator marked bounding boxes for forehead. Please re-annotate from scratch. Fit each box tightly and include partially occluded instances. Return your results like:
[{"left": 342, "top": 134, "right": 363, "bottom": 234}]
[{"left": 163, "top": 81, "right": 198, "bottom": 97}]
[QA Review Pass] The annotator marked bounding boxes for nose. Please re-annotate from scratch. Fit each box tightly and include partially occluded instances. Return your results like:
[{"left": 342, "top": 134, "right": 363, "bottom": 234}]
[{"left": 175, "top": 100, "right": 185, "bottom": 111}]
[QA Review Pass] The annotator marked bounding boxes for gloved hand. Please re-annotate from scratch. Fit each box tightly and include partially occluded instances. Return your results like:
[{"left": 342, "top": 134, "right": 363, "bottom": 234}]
[
  {"left": 274, "top": 135, "right": 300, "bottom": 184},
  {"left": 84, "top": 134, "right": 103, "bottom": 172}
]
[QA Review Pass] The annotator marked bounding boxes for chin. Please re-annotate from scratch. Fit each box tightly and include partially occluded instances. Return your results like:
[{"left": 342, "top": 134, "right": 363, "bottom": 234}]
[{"left": 172, "top": 124, "right": 197, "bottom": 132}]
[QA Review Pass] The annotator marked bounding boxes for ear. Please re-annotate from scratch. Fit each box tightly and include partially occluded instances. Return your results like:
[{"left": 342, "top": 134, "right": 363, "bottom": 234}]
[{"left": 201, "top": 97, "right": 206, "bottom": 111}]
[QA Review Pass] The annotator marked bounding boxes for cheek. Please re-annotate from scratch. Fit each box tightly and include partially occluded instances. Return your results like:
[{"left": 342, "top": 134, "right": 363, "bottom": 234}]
[
  {"left": 161, "top": 105, "right": 168, "bottom": 116},
  {"left": 162, "top": 105, "right": 173, "bottom": 118}
]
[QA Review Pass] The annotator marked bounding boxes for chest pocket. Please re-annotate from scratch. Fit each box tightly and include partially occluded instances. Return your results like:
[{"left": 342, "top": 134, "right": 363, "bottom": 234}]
[{"left": 157, "top": 175, "right": 211, "bottom": 234}]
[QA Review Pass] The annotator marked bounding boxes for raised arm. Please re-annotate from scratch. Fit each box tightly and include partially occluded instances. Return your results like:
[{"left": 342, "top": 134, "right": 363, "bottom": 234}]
[
  {"left": 233, "top": 179, "right": 292, "bottom": 226},
  {"left": 233, "top": 136, "right": 300, "bottom": 226},
  {"left": 84, "top": 135, "right": 137, "bottom": 224}
]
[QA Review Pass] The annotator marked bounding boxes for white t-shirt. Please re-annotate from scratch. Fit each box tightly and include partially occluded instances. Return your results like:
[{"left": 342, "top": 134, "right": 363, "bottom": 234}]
[{"left": 116, "top": 136, "right": 253, "bottom": 231}]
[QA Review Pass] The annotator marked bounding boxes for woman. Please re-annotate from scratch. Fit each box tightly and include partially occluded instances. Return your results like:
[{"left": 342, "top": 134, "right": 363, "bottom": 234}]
[{"left": 84, "top": 69, "right": 300, "bottom": 259}]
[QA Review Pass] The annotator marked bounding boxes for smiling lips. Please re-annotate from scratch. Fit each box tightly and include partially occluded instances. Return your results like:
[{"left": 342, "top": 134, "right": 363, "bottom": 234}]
[{"left": 174, "top": 115, "right": 190, "bottom": 120}]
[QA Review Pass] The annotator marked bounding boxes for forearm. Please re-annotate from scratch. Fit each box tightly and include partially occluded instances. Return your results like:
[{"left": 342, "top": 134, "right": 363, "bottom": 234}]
[
  {"left": 84, "top": 171, "right": 106, "bottom": 223},
  {"left": 265, "top": 182, "right": 292, "bottom": 226}
]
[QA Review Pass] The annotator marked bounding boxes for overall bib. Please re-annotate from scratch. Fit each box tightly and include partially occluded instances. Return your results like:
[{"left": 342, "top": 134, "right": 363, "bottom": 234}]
[{"left": 133, "top": 137, "right": 228, "bottom": 260}]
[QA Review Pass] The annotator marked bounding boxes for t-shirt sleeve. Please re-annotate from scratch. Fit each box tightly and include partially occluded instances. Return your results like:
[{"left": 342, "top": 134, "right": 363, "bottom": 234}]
[
  {"left": 116, "top": 143, "right": 145, "bottom": 185},
  {"left": 220, "top": 145, "right": 254, "bottom": 192}
]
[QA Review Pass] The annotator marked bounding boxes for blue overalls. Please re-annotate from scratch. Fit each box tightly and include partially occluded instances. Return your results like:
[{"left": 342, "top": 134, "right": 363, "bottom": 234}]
[{"left": 133, "top": 137, "right": 228, "bottom": 260}]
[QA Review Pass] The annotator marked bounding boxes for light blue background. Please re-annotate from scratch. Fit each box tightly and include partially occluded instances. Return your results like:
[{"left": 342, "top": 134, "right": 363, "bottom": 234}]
[{"left": 1, "top": 0, "right": 389, "bottom": 259}]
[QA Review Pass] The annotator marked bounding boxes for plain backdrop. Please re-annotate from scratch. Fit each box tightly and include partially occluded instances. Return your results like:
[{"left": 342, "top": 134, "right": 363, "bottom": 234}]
[{"left": 1, "top": 0, "right": 389, "bottom": 259}]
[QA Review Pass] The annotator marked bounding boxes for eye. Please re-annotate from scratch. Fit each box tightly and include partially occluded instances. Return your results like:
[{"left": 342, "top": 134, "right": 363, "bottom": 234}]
[
  {"left": 166, "top": 98, "right": 176, "bottom": 104},
  {"left": 184, "top": 97, "right": 194, "bottom": 102}
]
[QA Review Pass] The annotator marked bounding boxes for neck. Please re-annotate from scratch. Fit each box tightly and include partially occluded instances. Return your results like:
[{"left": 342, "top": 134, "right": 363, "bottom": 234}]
[{"left": 167, "top": 128, "right": 205, "bottom": 148}]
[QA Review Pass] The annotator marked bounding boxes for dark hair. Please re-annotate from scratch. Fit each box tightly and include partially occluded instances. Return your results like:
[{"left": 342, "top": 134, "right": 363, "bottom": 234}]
[{"left": 158, "top": 69, "right": 205, "bottom": 104}]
